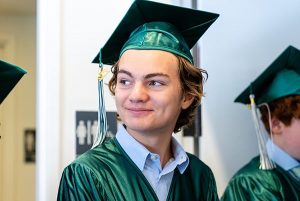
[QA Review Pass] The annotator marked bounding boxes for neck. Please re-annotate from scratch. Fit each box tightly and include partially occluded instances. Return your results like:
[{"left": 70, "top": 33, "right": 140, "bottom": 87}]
[
  {"left": 127, "top": 128, "right": 173, "bottom": 167},
  {"left": 272, "top": 135, "right": 300, "bottom": 161}
]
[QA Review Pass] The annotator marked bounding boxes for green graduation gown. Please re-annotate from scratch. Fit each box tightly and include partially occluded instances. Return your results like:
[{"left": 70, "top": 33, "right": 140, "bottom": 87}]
[
  {"left": 221, "top": 156, "right": 300, "bottom": 201},
  {"left": 57, "top": 137, "right": 219, "bottom": 201}
]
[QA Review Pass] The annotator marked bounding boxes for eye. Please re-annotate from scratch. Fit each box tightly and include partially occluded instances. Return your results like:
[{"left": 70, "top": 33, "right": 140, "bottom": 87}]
[
  {"left": 119, "top": 79, "right": 131, "bottom": 86},
  {"left": 148, "top": 80, "right": 164, "bottom": 86}
]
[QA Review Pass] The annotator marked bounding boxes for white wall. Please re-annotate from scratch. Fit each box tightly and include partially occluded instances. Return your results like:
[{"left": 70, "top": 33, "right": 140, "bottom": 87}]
[{"left": 199, "top": 0, "right": 300, "bottom": 195}]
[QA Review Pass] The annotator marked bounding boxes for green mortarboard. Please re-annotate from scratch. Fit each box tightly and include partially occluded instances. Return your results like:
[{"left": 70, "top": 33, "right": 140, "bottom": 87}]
[
  {"left": 235, "top": 46, "right": 300, "bottom": 105},
  {"left": 92, "top": 0, "right": 219, "bottom": 65},
  {"left": 0, "top": 60, "right": 27, "bottom": 104}
]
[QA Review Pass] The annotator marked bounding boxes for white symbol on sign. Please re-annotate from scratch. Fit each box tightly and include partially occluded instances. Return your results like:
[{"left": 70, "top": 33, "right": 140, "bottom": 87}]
[
  {"left": 91, "top": 120, "right": 98, "bottom": 143},
  {"left": 76, "top": 120, "right": 87, "bottom": 145}
]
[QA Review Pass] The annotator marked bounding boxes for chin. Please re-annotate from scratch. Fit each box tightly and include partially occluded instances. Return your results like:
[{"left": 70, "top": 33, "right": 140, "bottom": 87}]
[{"left": 125, "top": 123, "right": 151, "bottom": 132}]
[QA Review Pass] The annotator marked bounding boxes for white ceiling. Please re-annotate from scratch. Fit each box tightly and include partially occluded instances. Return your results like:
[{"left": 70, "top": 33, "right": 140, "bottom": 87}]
[{"left": 0, "top": 0, "right": 36, "bottom": 16}]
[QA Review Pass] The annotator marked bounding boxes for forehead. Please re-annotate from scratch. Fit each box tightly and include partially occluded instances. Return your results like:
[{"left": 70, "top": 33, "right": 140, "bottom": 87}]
[{"left": 118, "top": 49, "right": 179, "bottom": 72}]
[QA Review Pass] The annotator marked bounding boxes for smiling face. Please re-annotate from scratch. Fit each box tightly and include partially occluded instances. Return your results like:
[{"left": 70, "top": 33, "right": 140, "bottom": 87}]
[{"left": 115, "top": 49, "right": 193, "bottom": 137}]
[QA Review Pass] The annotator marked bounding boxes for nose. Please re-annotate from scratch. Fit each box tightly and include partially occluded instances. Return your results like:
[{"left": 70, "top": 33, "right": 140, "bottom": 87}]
[{"left": 129, "top": 82, "right": 149, "bottom": 103}]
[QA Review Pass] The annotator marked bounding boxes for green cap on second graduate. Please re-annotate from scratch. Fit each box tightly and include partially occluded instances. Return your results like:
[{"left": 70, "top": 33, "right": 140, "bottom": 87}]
[{"left": 235, "top": 46, "right": 300, "bottom": 105}]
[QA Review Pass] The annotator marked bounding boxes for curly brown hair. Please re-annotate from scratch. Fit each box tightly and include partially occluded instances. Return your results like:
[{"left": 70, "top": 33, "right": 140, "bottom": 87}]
[
  {"left": 259, "top": 95, "right": 300, "bottom": 133},
  {"left": 108, "top": 55, "right": 207, "bottom": 133}
]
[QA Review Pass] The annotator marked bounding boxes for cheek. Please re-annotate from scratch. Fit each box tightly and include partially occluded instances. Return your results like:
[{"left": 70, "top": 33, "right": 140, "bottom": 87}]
[
  {"left": 115, "top": 88, "right": 126, "bottom": 99},
  {"left": 290, "top": 121, "right": 300, "bottom": 137},
  {"left": 293, "top": 126, "right": 300, "bottom": 142},
  {"left": 114, "top": 91, "right": 124, "bottom": 107},
  {"left": 157, "top": 94, "right": 182, "bottom": 111},
  {"left": 285, "top": 126, "right": 300, "bottom": 145}
]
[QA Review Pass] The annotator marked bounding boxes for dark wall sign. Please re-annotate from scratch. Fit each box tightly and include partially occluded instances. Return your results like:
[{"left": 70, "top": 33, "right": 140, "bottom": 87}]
[{"left": 75, "top": 111, "right": 117, "bottom": 156}]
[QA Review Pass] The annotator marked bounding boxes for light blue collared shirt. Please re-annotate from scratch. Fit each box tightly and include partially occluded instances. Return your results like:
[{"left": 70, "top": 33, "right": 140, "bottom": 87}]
[
  {"left": 266, "top": 139, "right": 300, "bottom": 171},
  {"left": 116, "top": 125, "right": 189, "bottom": 201}
]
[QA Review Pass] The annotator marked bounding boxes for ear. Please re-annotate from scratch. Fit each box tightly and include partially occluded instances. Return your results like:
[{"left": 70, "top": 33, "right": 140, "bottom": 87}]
[
  {"left": 181, "top": 93, "right": 195, "bottom": 110},
  {"left": 271, "top": 118, "right": 283, "bottom": 135}
]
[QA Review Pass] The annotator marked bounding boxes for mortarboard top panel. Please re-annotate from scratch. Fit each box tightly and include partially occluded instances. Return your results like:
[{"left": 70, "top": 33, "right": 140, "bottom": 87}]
[
  {"left": 92, "top": 0, "right": 219, "bottom": 65},
  {"left": 235, "top": 46, "right": 300, "bottom": 105},
  {"left": 0, "top": 60, "right": 27, "bottom": 104}
]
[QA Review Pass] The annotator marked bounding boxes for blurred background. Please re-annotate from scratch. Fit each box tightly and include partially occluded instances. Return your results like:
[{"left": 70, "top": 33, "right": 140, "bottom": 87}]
[
  {"left": 0, "top": 0, "right": 300, "bottom": 200},
  {"left": 0, "top": 0, "right": 36, "bottom": 200}
]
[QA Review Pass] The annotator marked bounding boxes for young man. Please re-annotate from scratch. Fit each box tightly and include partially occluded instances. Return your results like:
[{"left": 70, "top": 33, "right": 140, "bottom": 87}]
[
  {"left": 221, "top": 46, "right": 300, "bottom": 201},
  {"left": 58, "top": 1, "right": 219, "bottom": 200},
  {"left": 0, "top": 60, "right": 26, "bottom": 104}
]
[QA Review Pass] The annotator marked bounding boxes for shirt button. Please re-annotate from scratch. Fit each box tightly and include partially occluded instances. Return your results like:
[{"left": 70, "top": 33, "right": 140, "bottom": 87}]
[{"left": 151, "top": 155, "right": 158, "bottom": 160}]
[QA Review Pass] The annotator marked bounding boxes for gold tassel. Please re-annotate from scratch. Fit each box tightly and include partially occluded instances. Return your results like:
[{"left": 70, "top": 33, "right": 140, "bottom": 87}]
[{"left": 97, "top": 68, "right": 109, "bottom": 80}]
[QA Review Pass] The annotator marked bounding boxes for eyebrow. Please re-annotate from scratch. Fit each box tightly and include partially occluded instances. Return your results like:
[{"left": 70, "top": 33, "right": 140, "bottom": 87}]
[
  {"left": 118, "top": 69, "right": 169, "bottom": 79},
  {"left": 118, "top": 69, "right": 133, "bottom": 77}
]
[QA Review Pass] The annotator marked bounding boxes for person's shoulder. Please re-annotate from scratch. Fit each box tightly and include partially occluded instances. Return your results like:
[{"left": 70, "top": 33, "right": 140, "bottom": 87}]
[
  {"left": 233, "top": 156, "right": 260, "bottom": 176},
  {"left": 187, "top": 153, "right": 209, "bottom": 167},
  {"left": 186, "top": 153, "right": 213, "bottom": 174},
  {"left": 221, "top": 156, "right": 286, "bottom": 201},
  {"left": 184, "top": 153, "right": 217, "bottom": 192},
  {"left": 234, "top": 156, "right": 271, "bottom": 176},
  {"left": 229, "top": 156, "right": 281, "bottom": 186},
  {"left": 68, "top": 138, "right": 121, "bottom": 172}
]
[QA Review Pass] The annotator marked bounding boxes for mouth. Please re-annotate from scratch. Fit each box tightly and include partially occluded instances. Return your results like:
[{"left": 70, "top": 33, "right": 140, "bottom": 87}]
[
  {"left": 126, "top": 107, "right": 153, "bottom": 115},
  {"left": 127, "top": 107, "right": 153, "bottom": 112}
]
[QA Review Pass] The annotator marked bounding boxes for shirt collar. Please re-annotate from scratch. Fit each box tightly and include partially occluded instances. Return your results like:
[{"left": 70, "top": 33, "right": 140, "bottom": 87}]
[
  {"left": 116, "top": 125, "right": 189, "bottom": 173},
  {"left": 116, "top": 125, "right": 149, "bottom": 171},
  {"left": 266, "top": 139, "right": 300, "bottom": 170},
  {"left": 171, "top": 137, "right": 189, "bottom": 174}
]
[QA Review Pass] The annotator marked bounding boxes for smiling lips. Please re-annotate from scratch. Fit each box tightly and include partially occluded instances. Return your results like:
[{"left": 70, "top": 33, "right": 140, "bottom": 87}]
[{"left": 126, "top": 107, "right": 153, "bottom": 116}]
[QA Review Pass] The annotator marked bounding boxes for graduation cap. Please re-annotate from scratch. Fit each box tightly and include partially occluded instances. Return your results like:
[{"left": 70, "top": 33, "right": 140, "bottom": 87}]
[
  {"left": 0, "top": 60, "right": 27, "bottom": 104},
  {"left": 92, "top": 0, "right": 219, "bottom": 65},
  {"left": 235, "top": 45, "right": 300, "bottom": 105},
  {"left": 234, "top": 45, "right": 300, "bottom": 170},
  {"left": 91, "top": 0, "right": 219, "bottom": 147}
]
